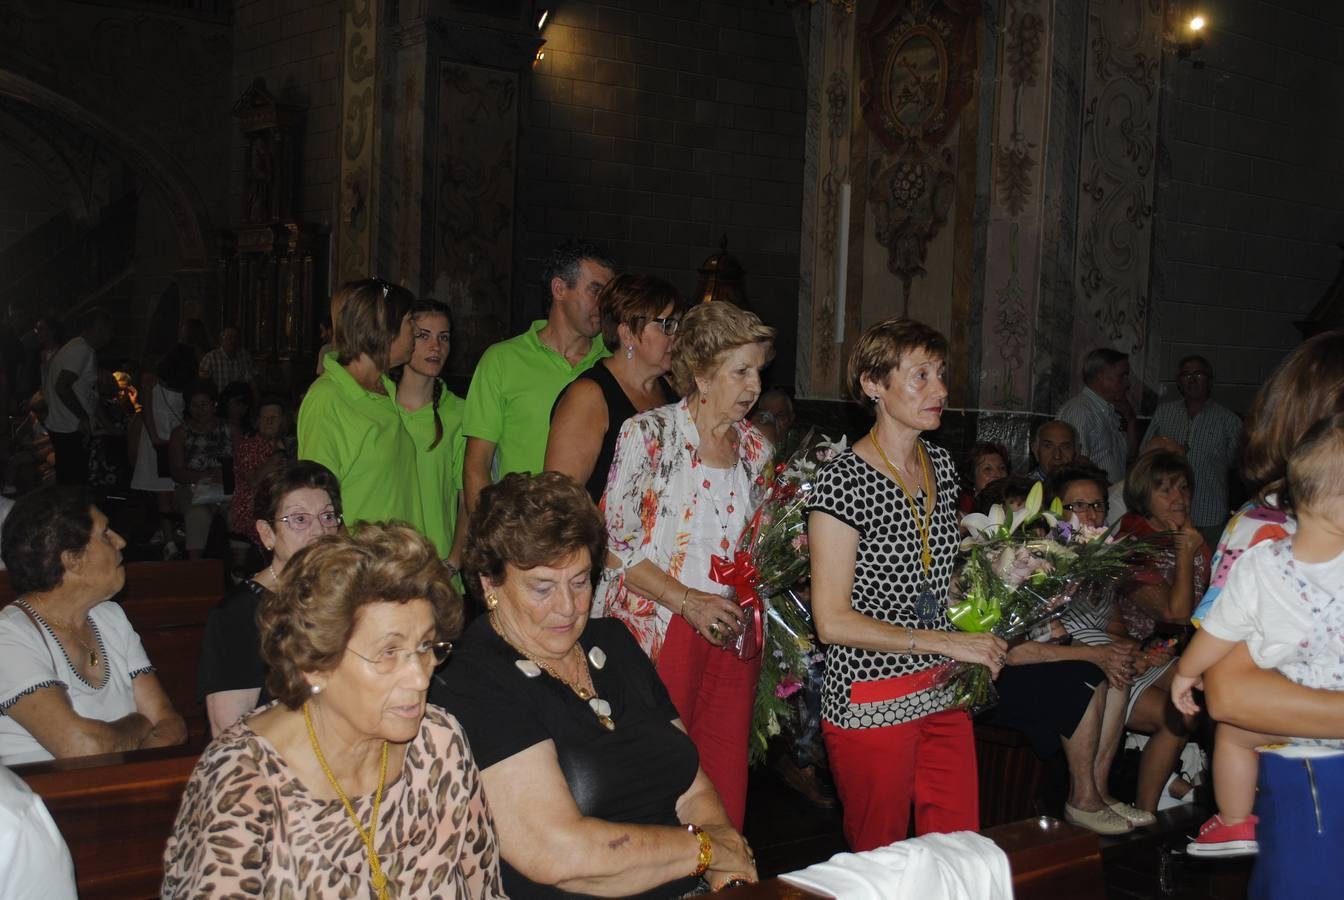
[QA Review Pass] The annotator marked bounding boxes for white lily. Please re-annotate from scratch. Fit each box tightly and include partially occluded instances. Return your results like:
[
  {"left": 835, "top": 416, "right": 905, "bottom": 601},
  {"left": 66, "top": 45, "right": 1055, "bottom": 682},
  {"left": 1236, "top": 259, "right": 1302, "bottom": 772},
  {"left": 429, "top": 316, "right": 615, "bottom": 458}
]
[{"left": 960, "top": 504, "right": 1006, "bottom": 539}]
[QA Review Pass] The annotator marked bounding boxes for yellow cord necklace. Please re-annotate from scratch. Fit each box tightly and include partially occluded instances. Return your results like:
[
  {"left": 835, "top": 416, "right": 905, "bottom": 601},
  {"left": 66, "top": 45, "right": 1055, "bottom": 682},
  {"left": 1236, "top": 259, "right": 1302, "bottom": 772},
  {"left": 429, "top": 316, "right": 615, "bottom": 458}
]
[
  {"left": 303, "top": 701, "right": 391, "bottom": 899},
  {"left": 869, "top": 428, "right": 934, "bottom": 576}
]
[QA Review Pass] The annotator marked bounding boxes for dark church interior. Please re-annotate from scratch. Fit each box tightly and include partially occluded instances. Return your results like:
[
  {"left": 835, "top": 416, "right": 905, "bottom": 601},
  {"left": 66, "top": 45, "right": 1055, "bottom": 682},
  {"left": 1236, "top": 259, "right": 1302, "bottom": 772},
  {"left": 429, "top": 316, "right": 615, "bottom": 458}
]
[{"left": 3, "top": 0, "right": 1344, "bottom": 897}]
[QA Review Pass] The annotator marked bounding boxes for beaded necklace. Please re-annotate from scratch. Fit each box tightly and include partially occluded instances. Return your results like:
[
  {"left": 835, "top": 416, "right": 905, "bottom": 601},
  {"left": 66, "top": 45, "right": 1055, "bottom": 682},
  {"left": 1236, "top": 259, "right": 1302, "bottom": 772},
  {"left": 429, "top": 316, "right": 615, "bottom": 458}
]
[{"left": 303, "top": 702, "right": 391, "bottom": 899}]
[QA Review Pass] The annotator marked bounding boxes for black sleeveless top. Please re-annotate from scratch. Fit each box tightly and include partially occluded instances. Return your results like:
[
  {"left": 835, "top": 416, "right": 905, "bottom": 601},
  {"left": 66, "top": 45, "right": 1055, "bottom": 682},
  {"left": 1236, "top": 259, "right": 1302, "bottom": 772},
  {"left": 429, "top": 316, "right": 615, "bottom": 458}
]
[{"left": 552, "top": 361, "right": 672, "bottom": 502}]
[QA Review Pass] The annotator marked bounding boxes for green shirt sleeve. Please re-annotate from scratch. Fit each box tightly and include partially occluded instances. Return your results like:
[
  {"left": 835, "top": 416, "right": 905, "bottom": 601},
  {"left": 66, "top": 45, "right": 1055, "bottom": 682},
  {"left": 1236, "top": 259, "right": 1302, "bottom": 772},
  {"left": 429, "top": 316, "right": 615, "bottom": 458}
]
[
  {"left": 462, "top": 347, "right": 505, "bottom": 444},
  {"left": 297, "top": 377, "right": 353, "bottom": 481}
]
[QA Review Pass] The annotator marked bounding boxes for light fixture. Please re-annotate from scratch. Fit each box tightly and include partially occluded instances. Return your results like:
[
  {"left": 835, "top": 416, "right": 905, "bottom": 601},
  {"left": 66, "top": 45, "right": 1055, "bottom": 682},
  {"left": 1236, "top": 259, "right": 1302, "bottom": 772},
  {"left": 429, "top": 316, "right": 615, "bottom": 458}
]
[
  {"left": 1175, "top": 11, "right": 1207, "bottom": 67},
  {"left": 534, "top": 48, "right": 545, "bottom": 64},
  {"left": 536, "top": 8, "right": 549, "bottom": 30}
]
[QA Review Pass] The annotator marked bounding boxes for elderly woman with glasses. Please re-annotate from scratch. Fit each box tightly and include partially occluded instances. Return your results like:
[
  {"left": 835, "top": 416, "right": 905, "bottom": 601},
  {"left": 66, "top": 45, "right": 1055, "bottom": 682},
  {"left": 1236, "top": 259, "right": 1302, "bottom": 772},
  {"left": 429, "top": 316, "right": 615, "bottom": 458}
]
[
  {"left": 298, "top": 277, "right": 422, "bottom": 529},
  {"left": 544, "top": 273, "right": 678, "bottom": 503},
  {"left": 597, "top": 301, "right": 778, "bottom": 831},
  {"left": 197, "top": 459, "right": 344, "bottom": 735},
  {"left": 433, "top": 472, "right": 755, "bottom": 897},
  {"left": 163, "top": 522, "right": 503, "bottom": 898}
]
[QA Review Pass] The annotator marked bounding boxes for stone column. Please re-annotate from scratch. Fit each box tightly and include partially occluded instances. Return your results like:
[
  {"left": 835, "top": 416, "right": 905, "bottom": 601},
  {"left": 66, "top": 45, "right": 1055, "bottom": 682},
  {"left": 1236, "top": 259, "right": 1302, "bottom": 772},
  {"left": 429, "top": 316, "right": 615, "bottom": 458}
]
[{"left": 335, "top": 0, "right": 379, "bottom": 284}]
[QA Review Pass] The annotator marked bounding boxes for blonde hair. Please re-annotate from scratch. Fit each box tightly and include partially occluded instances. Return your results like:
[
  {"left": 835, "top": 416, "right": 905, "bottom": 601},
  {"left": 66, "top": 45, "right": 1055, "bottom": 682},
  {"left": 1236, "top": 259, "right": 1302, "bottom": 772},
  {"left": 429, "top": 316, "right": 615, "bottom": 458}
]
[
  {"left": 846, "top": 318, "right": 948, "bottom": 412},
  {"left": 668, "top": 302, "right": 775, "bottom": 398},
  {"left": 332, "top": 278, "right": 414, "bottom": 372}
]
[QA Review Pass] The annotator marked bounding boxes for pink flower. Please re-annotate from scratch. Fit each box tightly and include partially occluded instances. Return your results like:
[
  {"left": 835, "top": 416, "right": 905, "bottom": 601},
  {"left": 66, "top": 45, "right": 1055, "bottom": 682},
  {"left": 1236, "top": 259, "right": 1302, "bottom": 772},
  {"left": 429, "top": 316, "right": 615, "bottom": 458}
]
[
  {"left": 775, "top": 676, "right": 803, "bottom": 699},
  {"left": 790, "top": 534, "right": 808, "bottom": 552}
]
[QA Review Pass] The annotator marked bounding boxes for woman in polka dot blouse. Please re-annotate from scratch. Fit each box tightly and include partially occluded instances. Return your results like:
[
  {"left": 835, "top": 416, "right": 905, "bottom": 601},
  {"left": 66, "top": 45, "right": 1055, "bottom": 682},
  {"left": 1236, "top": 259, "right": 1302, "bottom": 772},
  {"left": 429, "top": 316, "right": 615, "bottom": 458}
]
[{"left": 806, "top": 319, "right": 1006, "bottom": 851}]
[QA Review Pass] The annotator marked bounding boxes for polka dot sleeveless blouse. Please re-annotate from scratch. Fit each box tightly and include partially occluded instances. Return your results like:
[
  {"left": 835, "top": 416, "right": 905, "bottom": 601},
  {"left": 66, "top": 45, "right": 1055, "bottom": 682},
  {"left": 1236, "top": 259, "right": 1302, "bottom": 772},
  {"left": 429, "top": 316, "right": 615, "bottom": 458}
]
[{"left": 807, "top": 442, "right": 960, "bottom": 729}]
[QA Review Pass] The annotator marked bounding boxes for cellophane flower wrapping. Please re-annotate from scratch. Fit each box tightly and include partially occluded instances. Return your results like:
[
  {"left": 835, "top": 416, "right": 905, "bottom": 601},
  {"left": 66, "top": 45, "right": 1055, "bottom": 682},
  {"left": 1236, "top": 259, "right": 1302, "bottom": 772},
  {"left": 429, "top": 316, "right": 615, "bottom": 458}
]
[
  {"left": 940, "top": 483, "right": 1161, "bottom": 713},
  {"left": 726, "top": 430, "right": 848, "bottom": 765}
]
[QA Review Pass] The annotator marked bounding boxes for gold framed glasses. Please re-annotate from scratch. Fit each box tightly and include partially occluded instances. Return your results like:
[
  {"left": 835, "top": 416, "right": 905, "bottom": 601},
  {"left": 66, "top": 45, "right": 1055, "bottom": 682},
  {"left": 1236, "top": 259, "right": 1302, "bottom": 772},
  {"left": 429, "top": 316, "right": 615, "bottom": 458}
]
[{"left": 346, "top": 640, "right": 453, "bottom": 674}]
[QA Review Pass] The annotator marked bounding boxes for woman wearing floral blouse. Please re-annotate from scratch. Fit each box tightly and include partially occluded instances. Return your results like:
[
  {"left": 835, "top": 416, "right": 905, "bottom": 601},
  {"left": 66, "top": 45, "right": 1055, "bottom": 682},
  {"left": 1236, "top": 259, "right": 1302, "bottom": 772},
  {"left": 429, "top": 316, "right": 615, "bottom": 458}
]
[{"left": 599, "top": 301, "right": 775, "bottom": 830}]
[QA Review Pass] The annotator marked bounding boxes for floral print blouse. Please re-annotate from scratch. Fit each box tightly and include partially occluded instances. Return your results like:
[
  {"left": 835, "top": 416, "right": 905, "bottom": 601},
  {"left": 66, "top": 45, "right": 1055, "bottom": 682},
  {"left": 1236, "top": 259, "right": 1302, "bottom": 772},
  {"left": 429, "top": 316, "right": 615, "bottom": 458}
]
[{"left": 598, "top": 399, "right": 772, "bottom": 662}]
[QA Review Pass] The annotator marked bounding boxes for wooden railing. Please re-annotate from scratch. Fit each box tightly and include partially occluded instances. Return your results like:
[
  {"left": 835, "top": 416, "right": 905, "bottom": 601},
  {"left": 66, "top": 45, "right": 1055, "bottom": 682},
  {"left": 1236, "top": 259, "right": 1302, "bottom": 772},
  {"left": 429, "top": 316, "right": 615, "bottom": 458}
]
[{"left": 14, "top": 743, "right": 204, "bottom": 900}]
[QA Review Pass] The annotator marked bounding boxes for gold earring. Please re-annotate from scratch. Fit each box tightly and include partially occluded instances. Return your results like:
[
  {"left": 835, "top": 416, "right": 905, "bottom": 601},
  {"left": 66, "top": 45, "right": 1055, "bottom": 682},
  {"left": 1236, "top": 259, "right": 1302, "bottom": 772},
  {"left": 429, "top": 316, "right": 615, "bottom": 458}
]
[{"left": 486, "top": 593, "right": 499, "bottom": 610}]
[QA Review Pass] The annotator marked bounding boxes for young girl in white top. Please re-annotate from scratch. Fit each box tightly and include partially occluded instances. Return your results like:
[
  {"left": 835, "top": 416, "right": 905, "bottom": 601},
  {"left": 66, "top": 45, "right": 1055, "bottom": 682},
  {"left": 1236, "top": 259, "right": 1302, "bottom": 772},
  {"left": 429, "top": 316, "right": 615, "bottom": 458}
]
[{"left": 1172, "top": 413, "right": 1344, "bottom": 857}]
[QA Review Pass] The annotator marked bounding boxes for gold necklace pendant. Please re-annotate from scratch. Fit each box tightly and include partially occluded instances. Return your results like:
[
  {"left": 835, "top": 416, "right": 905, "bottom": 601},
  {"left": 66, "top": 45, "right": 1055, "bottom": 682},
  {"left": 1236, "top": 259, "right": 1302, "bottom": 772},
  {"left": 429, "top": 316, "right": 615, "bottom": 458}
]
[{"left": 490, "top": 613, "right": 615, "bottom": 731}]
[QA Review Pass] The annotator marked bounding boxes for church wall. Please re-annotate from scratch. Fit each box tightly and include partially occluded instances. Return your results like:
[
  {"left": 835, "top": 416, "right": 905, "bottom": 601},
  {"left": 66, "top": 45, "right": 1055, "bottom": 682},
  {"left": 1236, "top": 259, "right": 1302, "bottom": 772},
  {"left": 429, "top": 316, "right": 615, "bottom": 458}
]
[
  {"left": 230, "top": 0, "right": 342, "bottom": 231},
  {"left": 515, "top": 0, "right": 807, "bottom": 387},
  {"left": 0, "top": 144, "right": 65, "bottom": 252},
  {"left": 1150, "top": 0, "right": 1344, "bottom": 415}
]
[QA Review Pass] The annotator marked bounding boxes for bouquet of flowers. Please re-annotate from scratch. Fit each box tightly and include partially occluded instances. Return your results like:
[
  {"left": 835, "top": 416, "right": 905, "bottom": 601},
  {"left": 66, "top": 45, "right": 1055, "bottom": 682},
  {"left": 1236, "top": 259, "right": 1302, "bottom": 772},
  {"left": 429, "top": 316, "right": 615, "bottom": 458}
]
[
  {"left": 708, "top": 430, "right": 848, "bottom": 764},
  {"left": 940, "top": 481, "right": 1157, "bottom": 712}
]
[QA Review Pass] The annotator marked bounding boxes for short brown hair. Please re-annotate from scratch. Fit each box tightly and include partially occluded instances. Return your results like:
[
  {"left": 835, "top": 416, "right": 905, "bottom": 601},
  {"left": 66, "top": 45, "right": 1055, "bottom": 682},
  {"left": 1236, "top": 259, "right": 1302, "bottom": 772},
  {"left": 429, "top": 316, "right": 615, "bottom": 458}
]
[
  {"left": 1286, "top": 413, "right": 1344, "bottom": 512},
  {"left": 258, "top": 522, "right": 461, "bottom": 709},
  {"left": 332, "top": 277, "right": 414, "bottom": 371},
  {"left": 668, "top": 302, "right": 776, "bottom": 397},
  {"left": 847, "top": 318, "right": 948, "bottom": 411},
  {"left": 1123, "top": 449, "right": 1194, "bottom": 519},
  {"left": 1242, "top": 330, "right": 1344, "bottom": 505},
  {"left": 464, "top": 471, "right": 606, "bottom": 595},
  {"left": 600, "top": 273, "right": 681, "bottom": 351},
  {"left": 252, "top": 460, "right": 343, "bottom": 525}
]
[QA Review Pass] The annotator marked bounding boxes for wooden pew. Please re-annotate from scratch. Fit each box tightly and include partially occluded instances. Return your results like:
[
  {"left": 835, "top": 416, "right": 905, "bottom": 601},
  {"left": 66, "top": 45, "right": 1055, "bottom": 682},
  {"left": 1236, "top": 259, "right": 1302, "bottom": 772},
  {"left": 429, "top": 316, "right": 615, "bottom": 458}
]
[
  {"left": 723, "top": 816, "right": 1104, "bottom": 899},
  {"left": 2, "top": 560, "right": 226, "bottom": 741},
  {"left": 975, "top": 723, "right": 1047, "bottom": 827},
  {"left": 15, "top": 743, "right": 203, "bottom": 900}
]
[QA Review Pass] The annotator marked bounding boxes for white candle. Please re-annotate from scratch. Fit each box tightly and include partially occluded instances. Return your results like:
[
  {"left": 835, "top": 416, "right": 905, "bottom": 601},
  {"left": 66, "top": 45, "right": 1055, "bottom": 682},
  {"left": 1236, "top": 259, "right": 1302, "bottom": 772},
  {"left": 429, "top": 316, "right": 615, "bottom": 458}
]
[{"left": 834, "top": 182, "right": 850, "bottom": 343}]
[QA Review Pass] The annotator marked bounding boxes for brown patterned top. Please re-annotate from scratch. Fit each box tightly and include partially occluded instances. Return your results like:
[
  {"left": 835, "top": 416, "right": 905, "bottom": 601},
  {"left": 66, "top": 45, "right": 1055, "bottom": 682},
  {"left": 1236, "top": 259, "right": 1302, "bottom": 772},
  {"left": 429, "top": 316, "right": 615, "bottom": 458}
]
[{"left": 162, "top": 704, "right": 504, "bottom": 899}]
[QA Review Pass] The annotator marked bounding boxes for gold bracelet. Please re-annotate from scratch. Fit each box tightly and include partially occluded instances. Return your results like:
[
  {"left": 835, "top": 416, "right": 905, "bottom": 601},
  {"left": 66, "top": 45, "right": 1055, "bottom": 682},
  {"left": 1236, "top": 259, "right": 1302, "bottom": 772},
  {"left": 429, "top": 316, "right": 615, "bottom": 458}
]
[
  {"left": 687, "top": 824, "right": 713, "bottom": 877},
  {"left": 680, "top": 586, "right": 692, "bottom": 618}
]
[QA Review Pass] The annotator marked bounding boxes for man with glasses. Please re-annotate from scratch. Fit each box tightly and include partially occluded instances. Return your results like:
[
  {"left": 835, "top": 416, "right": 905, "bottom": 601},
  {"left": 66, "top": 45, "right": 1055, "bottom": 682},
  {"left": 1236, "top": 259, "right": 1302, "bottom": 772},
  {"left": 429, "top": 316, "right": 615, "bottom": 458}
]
[
  {"left": 1142, "top": 355, "right": 1241, "bottom": 544},
  {"left": 463, "top": 239, "right": 615, "bottom": 515}
]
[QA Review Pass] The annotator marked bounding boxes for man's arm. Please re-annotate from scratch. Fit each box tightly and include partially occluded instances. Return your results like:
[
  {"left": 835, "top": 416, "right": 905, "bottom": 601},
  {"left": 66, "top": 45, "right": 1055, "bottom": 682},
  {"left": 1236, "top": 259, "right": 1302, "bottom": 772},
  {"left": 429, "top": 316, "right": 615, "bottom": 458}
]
[
  {"left": 463, "top": 437, "right": 497, "bottom": 518},
  {"left": 53, "top": 370, "right": 90, "bottom": 433}
]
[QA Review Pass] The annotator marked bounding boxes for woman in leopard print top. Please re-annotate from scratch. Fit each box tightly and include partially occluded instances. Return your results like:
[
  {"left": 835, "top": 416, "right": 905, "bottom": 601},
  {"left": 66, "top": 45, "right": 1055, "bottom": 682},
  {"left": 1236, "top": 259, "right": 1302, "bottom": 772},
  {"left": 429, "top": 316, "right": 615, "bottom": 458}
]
[{"left": 162, "top": 523, "right": 503, "bottom": 898}]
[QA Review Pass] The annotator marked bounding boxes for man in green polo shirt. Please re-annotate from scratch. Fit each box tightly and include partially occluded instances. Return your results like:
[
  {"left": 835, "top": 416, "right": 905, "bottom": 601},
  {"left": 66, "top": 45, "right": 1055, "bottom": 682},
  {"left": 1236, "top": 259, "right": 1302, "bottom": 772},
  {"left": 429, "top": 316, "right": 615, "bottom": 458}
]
[{"left": 463, "top": 239, "right": 615, "bottom": 514}]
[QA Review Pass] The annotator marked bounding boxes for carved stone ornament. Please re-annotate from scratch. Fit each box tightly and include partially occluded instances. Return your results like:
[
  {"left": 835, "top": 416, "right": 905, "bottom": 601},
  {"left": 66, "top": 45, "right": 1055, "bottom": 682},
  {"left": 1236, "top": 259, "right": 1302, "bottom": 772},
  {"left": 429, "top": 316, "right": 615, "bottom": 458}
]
[{"left": 858, "top": 0, "right": 977, "bottom": 301}]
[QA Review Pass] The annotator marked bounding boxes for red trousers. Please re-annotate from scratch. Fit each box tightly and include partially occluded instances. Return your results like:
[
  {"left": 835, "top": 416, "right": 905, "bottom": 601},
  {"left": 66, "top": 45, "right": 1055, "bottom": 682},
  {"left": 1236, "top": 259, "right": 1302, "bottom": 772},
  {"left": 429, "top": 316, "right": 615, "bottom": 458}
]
[
  {"left": 656, "top": 613, "right": 762, "bottom": 830},
  {"left": 822, "top": 709, "right": 979, "bottom": 851}
]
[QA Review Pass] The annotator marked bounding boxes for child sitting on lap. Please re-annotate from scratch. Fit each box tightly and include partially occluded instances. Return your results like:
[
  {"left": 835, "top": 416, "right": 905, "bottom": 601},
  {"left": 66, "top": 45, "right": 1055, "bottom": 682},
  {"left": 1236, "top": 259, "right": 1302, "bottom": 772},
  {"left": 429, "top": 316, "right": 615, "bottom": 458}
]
[{"left": 1172, "top": 413, "right": 1344, "bottom": 858}]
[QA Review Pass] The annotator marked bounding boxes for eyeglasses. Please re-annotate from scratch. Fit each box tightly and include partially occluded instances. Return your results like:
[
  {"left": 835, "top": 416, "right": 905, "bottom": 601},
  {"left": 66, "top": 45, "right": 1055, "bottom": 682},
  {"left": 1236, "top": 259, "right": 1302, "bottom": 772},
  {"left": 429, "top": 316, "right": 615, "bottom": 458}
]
[
  {"left": 279, "top": 510, "right": 343, "bottom": 532},
  {"left": 1062, "top": 501, "right": 1108, "bottom": 513},
  {"left": 346, "top": 640, "right": 453, "bottom": 674},
  {"left": 646, "top": 316, "right": 680, "bottom": 335},
  {"left": 1178, "top": 371, "right": 1211, "bottom": 381}
]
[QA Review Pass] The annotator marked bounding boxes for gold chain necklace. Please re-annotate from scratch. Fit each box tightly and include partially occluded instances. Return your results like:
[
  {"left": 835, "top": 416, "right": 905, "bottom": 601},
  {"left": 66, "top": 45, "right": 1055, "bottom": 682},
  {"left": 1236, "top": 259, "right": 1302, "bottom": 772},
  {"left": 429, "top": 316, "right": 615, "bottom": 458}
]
[
  {"left": 303, "top": 702, "right": 391, "bottom": 899},
  {"left": 24, "top": 598, "right": 100, "bottom": 669},
  {"left": 869, "top": 429, "right": 934, "bottom": 576},
  {"left": 489, "top": 612, "right": 615, "bottom": 731}
]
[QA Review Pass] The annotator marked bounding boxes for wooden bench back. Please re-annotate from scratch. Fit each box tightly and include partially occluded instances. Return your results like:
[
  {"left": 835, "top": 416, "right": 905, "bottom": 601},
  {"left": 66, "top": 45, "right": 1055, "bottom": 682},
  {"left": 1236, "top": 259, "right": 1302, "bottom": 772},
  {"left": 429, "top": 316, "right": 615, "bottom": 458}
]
[
  {"left": 15, "top": 743, "right": 203, "bottom": 900},
  {"left": 1, "top": 560, "right": 227, "bottom": 740}
]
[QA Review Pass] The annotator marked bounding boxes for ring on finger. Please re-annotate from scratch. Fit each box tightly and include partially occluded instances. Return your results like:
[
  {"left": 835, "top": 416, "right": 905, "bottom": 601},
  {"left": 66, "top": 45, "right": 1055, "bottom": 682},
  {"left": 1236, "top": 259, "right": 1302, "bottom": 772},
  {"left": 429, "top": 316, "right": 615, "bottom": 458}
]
[{"left": 708, "top": 622, "right": 722, "bottom": 640}]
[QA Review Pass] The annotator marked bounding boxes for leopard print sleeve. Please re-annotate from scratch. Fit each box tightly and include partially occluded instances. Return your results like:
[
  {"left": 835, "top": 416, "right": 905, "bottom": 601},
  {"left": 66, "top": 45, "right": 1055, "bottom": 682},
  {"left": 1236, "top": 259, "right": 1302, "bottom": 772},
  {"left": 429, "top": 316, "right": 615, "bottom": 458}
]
[{"left": 162, "top": 732, "right": 272, "bottom": 898}]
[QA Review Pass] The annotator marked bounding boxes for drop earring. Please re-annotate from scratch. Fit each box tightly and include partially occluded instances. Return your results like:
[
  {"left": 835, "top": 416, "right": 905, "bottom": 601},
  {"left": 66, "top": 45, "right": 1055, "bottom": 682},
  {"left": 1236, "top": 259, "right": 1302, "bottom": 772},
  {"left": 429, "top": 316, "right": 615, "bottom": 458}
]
[{"left": 625, "top": 345, "right": 634, "bottom": 360}]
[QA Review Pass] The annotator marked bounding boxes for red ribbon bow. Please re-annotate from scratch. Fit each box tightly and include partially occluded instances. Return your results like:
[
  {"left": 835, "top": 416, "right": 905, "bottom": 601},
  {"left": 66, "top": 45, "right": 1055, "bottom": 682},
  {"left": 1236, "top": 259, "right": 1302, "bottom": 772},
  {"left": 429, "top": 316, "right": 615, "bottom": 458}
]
[{"left": 709, "top": 551, "right": 763, "bottom": 660}]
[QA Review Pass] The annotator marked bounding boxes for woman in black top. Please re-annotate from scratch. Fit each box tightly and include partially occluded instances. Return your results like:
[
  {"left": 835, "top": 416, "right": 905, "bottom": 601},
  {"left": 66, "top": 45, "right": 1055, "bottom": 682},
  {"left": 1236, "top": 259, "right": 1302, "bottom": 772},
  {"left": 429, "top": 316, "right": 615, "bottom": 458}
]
[
  {"left": 196, "top": 460, "right": 343, "bottom": 735},
  {"left": 432, "top": 472, "right": 755, "bottom": 897},
  {"left": 545, "top": 274, "right": 677, "bottom": 503}
]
